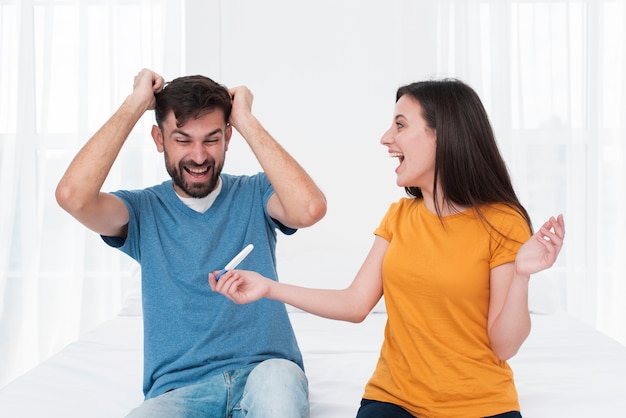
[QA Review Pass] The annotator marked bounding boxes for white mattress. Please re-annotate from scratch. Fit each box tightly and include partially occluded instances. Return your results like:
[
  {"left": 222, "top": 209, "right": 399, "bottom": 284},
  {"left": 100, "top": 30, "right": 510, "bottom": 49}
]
[{"left": 1, "top": 311, "right": 626, "bottom": 417}]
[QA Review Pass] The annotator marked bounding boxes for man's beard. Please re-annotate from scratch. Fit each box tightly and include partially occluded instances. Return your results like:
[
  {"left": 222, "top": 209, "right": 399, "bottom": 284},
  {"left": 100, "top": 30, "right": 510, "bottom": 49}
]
[{"left": 165, "top": 152, "right": 223, "bottom": 198}]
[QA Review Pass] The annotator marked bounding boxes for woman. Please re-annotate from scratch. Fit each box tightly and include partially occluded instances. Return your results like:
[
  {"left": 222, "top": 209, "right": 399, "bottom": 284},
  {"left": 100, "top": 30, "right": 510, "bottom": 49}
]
[{"left": 209, "top": 79, "right": 565, "bottom": 417}]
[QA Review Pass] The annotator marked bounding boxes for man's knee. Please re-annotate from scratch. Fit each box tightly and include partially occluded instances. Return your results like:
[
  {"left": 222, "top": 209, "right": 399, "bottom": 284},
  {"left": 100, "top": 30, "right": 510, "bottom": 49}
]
[
  {"left": 241, "top": 359, "right": 309, "bottom": 418},
  {"left": 249, "top": 359, "right": 307, "bottom": 386}
]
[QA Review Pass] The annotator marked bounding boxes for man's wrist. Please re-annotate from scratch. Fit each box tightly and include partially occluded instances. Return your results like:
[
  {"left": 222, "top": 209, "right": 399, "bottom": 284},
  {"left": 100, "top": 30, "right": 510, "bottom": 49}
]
[
  {"left": 122, "top": 91, "right": 153, "bottom": 116},
  {"left": 233, "top": 113, "right": 262, "bottom": 139}
]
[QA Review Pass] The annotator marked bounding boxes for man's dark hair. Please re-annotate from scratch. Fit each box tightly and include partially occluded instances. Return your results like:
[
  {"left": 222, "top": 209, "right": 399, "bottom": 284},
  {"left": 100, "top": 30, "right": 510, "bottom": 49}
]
[{"left": 154, "top": 75, "right": 232, "bottom": 128}]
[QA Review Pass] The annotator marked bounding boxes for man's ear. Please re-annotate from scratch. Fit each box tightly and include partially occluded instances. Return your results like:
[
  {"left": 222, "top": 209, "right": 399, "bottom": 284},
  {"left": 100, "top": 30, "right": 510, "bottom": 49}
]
[
  {"left": 151, "top": 125, "right": 164, "bottom": 152},
  {"left": 224, "top": 124, "right": 232, "bottom": 151}
]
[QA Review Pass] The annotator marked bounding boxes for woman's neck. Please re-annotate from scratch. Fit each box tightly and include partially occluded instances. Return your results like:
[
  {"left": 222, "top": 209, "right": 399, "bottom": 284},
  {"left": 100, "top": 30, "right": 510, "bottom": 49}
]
[{"left": 421, "top": 189, "right": 469, "bottom": 217}]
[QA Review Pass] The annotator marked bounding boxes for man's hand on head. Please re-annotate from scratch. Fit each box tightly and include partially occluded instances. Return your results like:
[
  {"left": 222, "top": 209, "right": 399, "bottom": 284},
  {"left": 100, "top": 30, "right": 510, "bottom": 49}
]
[{"left": 132, "top": 68, "right": 165, "bottom": 112}]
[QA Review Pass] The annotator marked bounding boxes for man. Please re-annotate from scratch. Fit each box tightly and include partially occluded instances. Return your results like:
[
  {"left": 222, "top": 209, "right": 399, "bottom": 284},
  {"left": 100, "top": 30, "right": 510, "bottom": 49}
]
[{"left": 56, "top": 68, "right": 327, "bottom": 417}]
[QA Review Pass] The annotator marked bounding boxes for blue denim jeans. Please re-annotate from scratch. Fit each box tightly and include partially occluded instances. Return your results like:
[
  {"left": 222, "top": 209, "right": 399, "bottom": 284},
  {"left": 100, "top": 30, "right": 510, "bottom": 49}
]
[{"left": 126, "top": 359, "right": 309, "bottom": 418}]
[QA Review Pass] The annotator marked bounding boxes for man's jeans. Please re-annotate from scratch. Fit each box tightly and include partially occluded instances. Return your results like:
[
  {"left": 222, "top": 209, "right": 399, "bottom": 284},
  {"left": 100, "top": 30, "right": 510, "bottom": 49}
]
[{"left": 126, "top": 359, "right": 309, "bottom": 418}]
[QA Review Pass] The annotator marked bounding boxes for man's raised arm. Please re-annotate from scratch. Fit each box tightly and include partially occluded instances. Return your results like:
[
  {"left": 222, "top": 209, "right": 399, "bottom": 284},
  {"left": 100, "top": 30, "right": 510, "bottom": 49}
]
[
  {"left": 228, "top": 86, "right": 327, "bottom": 229},
  {"left": 55, "top": 69, "right": 164, "bottom": 237}
]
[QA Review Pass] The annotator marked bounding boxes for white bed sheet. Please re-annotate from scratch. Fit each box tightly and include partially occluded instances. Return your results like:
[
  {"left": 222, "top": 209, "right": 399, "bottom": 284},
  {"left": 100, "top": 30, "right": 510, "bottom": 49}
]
[{"left": 1, "top": 311, "right": 625, "bottom": 417}]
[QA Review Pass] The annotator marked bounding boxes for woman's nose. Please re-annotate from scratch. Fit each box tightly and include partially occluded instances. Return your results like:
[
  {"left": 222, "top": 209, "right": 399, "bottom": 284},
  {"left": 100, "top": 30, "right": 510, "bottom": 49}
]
[{"left": 380, "top": 128, "right": 393, "bottom": 146}]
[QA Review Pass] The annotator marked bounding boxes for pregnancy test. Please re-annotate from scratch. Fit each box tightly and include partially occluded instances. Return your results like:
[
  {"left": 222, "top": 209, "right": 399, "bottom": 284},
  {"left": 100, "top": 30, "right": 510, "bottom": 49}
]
[{"left": 215, "top": 244, "right": 254, "bottom": 280}]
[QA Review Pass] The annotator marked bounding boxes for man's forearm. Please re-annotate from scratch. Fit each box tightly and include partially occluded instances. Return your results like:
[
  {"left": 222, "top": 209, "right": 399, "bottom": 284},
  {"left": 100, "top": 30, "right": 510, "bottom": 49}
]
[
  {"left": 240, "top": 114, "right": 327, "bottom": 227},
  {"left": 56, "top": 94, "right": 147, "bottom": 212}
]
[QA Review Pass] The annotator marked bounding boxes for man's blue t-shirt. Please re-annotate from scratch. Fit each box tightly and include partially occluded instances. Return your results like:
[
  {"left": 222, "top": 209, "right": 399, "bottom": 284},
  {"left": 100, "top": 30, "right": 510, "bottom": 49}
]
[{"left": 102, "top": 173, "right": 303, "bottom": 399}]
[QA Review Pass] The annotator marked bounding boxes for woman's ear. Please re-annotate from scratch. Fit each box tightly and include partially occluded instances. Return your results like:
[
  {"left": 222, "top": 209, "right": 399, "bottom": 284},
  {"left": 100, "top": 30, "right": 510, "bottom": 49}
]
[{"left": 151, "top": 125, "right": 164, "bottom": 152}]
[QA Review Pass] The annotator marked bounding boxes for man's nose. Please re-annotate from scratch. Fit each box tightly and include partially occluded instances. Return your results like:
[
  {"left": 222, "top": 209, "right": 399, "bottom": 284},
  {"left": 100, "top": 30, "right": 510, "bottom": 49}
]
[{"left": 190, "top": 142, "right": 208, "bottom": 163}]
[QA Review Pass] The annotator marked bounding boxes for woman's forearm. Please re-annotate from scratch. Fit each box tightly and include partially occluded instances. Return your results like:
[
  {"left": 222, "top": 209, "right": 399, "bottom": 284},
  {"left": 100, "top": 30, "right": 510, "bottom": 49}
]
[
  {"left": 488, "top": 272, "right": 531, "bottom": 360},
  {"left": 267, "top": 281, "right": 376, "bottom": 323}
]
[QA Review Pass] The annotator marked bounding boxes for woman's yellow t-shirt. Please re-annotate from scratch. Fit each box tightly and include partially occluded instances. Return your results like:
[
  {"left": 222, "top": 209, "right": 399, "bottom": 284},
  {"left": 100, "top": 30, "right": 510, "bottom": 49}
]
[{"left": 364, "top": 198, "right": 531, "bottom": 417}]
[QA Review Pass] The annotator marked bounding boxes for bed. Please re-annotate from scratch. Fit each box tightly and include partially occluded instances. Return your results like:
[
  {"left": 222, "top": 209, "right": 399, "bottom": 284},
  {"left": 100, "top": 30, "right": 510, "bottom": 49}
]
[{"left": 1, "top": 307, "right": 626, "bottom": 417}]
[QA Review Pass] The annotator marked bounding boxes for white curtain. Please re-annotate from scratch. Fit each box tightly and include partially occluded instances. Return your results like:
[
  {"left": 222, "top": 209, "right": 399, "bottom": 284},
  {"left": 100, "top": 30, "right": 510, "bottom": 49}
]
[
  {"left": 0, "top": 0, "right": 184, "bottom": 387},
  {"left": 1, "top": 0, "right": 624, "bottom": 388}
]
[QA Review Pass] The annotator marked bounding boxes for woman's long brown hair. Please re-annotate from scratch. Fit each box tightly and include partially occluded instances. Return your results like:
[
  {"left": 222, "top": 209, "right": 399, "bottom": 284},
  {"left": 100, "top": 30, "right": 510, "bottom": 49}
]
[{"left": 398, "top": 79, "right": 533, "bottom": 238}]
